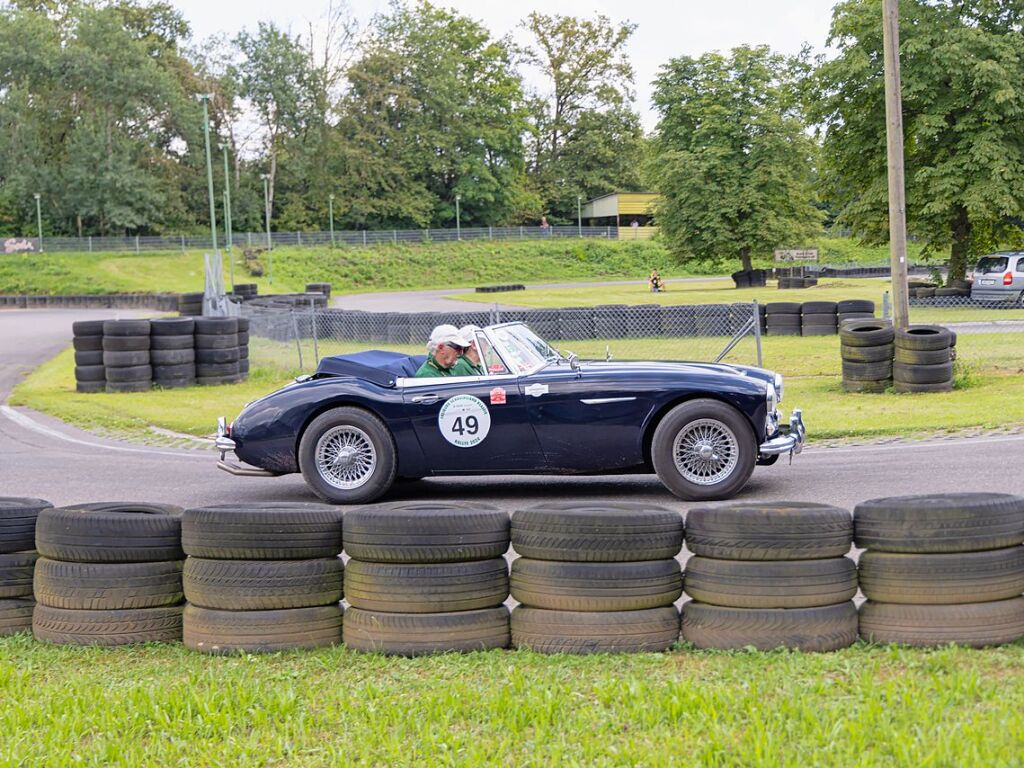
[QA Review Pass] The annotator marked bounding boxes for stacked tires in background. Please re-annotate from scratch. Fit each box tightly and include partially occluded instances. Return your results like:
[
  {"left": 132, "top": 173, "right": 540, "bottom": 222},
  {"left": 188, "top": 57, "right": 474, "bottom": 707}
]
[
  {"left": 856, "top": 493, "right": 1024, "bottom": 647},
  {"left": 103, "top": 319, "right": 151, "bottom": 393},
  {"left": 838, "top": 299, "right": 876, "bottom": 326},
  {"left": 840, "top": 320, "right": 895, "bottom": 393},
  {"left": 681, "top": 502, "right": 858, "bottom": 651},
  {"left": 764, "top": 302, "right": 801, "bottom": 336},
  {"left": 194, "top": 317, "right": 247, "bottom": 386},
  {"left": 732, "top": 270, "right": 767, "bottom": 288},
  {"left": 232, "top": 284, "right": 258, "bottom": 302},
  {"left": 801, "top": 301, "right": 838, "bottom": 336},
  {"left": 343, "top": 503, "right": 511, "bottom": 656},
  {"left": 0, "top": 498, "right": 50, "bottom": 637},
  {"left": 893, "top": 325, "right": 955, "bottom": 393},
  {"left": 306, "top": 282, "right": 331, "bottom": 299},
  {"left": 32, "top": 503, "right": 185, "bottom": 645},
  {"left": 72, "top": 321, "right": 106, "bottom": 393},
  {"left": 178, "top": 292, "right": 203, "bottom": 316},
  {"left": 150, "top": 318, "right": 195, "bottom": 389},
  {"left": 510, "top": 502, "right": 683, "bottom": 654},
  {"left": 182, "top": 503, "right": 345, "bottom": 653}
]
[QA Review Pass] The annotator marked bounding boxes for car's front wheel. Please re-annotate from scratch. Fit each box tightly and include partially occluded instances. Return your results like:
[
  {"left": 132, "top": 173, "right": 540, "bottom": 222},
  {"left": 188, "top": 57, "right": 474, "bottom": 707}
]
[
  {"left": 298, "top": 407, "right": 397, "bottom": 504},
  {"left": 651, "top": 399, "right": 757, "bottom": 501}
]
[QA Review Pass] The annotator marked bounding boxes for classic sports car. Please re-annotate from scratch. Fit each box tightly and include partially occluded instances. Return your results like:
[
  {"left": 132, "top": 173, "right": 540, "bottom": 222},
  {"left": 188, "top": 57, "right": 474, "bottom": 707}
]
[{"left": 215, "top": 322, "right": 805, "bottom": 504}]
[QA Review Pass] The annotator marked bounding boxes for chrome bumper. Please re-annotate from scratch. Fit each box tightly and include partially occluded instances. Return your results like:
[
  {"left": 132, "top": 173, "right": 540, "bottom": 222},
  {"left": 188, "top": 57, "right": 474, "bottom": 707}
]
[
  {"left": 215, "top": 416, "right": 280, "bottom": 478},
  {"left": 759, "top": 409, "right": 806, "bottom": 457}
]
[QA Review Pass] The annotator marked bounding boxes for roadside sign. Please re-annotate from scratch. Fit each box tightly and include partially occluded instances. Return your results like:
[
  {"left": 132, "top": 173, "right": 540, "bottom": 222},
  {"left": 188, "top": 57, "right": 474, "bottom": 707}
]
[
  {"left": 774, "top": 248, "right": 818, "bottom": 262},
  {"left": 3, "top": 238, "right": 36, "bottom": 254}
]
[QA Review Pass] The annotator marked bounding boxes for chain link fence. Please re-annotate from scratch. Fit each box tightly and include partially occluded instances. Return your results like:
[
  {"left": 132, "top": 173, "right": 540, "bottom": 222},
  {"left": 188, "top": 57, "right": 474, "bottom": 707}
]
[{"left": 894, "top": 292, "right": 1024, "bottom": 334}]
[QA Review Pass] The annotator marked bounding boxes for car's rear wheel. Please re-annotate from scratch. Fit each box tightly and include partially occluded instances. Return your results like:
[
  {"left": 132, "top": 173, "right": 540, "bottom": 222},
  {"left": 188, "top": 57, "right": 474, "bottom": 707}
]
[
  {"left": 651, "top": 399, "right": 757, "bottom": 501},
  {"left": 298, "top": 407, "right": 397, "bottom": 504}
]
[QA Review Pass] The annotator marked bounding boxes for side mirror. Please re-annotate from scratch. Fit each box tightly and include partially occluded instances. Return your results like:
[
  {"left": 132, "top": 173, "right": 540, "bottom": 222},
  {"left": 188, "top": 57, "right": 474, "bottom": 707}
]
[{"left": 567, "top": 352, "right": 580, "bottom": 372}]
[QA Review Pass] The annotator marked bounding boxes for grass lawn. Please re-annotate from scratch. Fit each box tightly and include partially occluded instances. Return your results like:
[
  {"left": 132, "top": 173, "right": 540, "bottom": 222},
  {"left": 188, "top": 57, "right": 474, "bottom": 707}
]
[{"left": 2, "top": 635, "right": 1024, "bottom": 765}]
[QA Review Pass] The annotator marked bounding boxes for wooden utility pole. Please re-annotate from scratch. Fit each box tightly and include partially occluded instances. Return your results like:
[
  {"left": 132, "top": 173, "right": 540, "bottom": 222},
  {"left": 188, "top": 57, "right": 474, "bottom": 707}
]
[{"left": 882, "top": 0, "right": 911, "bottom": 329}]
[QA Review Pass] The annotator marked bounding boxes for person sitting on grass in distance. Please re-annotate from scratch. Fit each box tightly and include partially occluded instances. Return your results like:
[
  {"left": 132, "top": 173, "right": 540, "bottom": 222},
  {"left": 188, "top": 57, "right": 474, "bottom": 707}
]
[
  {"left": 414, "top": 325, "right": 468, "bottom": 377},
  {"left": 451, "top": 325, "right": 486, "bottom": 376},
  {"left": 650, "top": 269, "right": 665, "bottom": 293}
]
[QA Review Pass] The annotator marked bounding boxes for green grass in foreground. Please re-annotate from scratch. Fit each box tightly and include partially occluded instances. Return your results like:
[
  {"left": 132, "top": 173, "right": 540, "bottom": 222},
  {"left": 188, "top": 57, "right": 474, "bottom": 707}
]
[{"left": 2, "top": 635, "right": 1024, "bottom": 766}]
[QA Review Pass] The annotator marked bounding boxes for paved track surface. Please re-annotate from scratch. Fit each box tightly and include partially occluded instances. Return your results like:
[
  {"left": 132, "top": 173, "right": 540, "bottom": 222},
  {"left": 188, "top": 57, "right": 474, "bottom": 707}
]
[{"left": 1, "top": 309, "right": 1020, "bottom": 511}]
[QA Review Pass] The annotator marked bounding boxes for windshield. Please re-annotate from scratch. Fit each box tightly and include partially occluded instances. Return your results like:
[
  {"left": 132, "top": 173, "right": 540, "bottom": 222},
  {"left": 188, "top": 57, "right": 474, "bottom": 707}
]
[
  {"left": 976, "top": 256, "right": 1009, "bottom": 274},
  {"left": 490, "top": 323, "right": 560, "bottom": 374}
]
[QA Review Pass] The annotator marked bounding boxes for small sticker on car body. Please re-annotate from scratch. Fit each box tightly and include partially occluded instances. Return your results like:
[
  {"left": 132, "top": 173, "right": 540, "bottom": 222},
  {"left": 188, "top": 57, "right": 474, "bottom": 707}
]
[
  {"left": 489, "top": 387, "right": 507, "bottom": 405},
  {"left": 525, "top": 383, "right": 549, "bottom": 397}
]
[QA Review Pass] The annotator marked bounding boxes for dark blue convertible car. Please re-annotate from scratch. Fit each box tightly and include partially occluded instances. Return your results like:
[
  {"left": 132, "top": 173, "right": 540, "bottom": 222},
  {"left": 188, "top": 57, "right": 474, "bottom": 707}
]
[{"left": 215, "top": 322, "right": 805, "bottom": 503}]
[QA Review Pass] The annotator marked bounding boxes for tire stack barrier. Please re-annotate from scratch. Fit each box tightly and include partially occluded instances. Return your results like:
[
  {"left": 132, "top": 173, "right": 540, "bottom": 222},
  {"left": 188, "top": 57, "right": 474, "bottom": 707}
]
[
  {"left": 72, "top": 320, "right": 105, "bottom": 393},
  {"left": 178, "top": 292, "right": 203, "bottom": 316},
  {"left": 803, "top": 276, "right": 818, "bottom": 288},
  {"left": 893, "top": 325, "right": 955, "bottom": 394},
  {"left": 681, "top": 503, "right": 859, "bottom": 651},
  {"left": 182, "top": 503, "right": 345, "bottom": 654},
  {"left": 510, "top": 502, "right": 683, "bottom": 654},
  {"left": 764, "top": 302, "right": 801, "bottom": 336},
  {"left": 342, "top": 503, "right": 511, "bottom": 656},
  {"left": 194, "top": 317, "right": 244, "bottom": 386},
  {"left": 237, "top": 317, "right": 250, "bottom": 378},
  {"left": 233, "top": 284, "right": 258, "bottom": 302},
  {"left": 32, "top": 503, "right": 185, "bottom": 646},
  {"left": 150, "top": 318, "right": 195, "bottom": 389},
  {"left": 306, "top": 283, "right": 331, "bottom": 298},
  {"left": 856, "top": 493, "right": 1024, "bottom": 647},
  {"left": 838, "top": 299, "right": 875, "bottom": 326},
  {"left": 801, "top": 301, "right": 838, "bottom": 336},
  {"left": 102, "top": 319, "right": 151, "bottom": 393},
  {"left": 840, "top": 320, "right": 895, "bottom": 393},
  {"left": 0, "top": 498, "right": 51, "bottom": 637}
]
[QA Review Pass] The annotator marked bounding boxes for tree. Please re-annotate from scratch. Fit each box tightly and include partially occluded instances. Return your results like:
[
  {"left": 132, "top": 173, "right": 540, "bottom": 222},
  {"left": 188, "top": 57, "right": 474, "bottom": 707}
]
[
  {"left": 813, "top": 0, "right": 1024, "bottom": 282},
  {"left": 650, "top": 46, "right": 822, "bottom": 271}
]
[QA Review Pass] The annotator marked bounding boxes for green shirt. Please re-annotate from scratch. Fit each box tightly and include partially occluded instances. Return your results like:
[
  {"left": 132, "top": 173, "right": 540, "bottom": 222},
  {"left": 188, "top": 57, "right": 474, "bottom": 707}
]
[
  {"left": 450, "top": 356, "right": 486, "bottom": 376},
  {"left": 414, "top": 355, "right": 456, "bottom": 378}
]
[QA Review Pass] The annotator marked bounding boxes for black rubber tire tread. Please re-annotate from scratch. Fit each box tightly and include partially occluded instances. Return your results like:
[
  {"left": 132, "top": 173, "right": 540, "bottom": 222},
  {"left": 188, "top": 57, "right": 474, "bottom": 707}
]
[
  {"left": 182, "top": 503, "right": 344, "bottom": 559},
  {"left": 683, "top": 556, "right": 857, "bottom": 609},
  {"left": 105, "top": 364, "right": 152, "bottom": 383},
  {"left": 194, "top": 317, "right": 239, "bottom": 335},
  {"left": 893, "top": 380, "right": 953, "bottom": 393},
  {"left": 840, "top": 343, "right": 893, "bottom": 363},
  {"left": 894, "top": 346, "right": 952, "bottom": 365},
  {"left": 510, "top": 558, "right": 682, "bottom": 611},
  {"left": 858, "top": 598, "right": 1024, "bottom": 648},
  {"left": 150, "top": 318, "right": 194, "bottom": 336},
  {"left": 183, "top": 604, "right": 342, "bottom": 654},
  {"left": 766, "top": 326, "right": 801, "bottom": 336},
  {"left": 838, "top": 312, "right": 875, "bottom": 324},
  {"left": 802, "top": 325, "right": 837, "bottom": 337},
  {"left": 151, "top": 348, "right": 195, "bottom": 365},
  {"left": 72, "top": 336, "right": 102, "bottom": 352},
  {"left": 74, "top": 350, "right": 104, "bottom": 366},
  {"left": 801, "top": 312, "right": 838, "bottom": 326},
  {"left": 195, "top": 362, "right": 240, "bottom": 377},
  {"left": 344, "top": 558, "right": 508, "bottom": 612},
  {"left": 859, "top": 547, "right": 1024, "bottom": 605},
  {"left": 765, "top": 302, "right": 801, "bottom": 315},
  {"left": 841, "top": 360, "right": 893, "bottom": 381},
  {"left": 195, "top": 347, "right": 240, "bottom": 364},
  {"left": 153, "top": 363, "right": 195, "bottom": 379},
  {"left": 33, "top": 558, "right": 184, "bottom": 609},
  {"left": 33, "top": 604, "right": 183, "bottom": 646},
  {"left": 74, "top": 365, "right": 106, "bottom": 382},
  {"left": 194, "top": 333, "right": 238, "bottom": 350},
  {"left": 685, "top": 502, "right": 853, "bottom": 560},
  {"left": 105, "top": 380, "right": 151, "bottom": 393},
  {"left": 344, "top": 502, "right": 509, "bottom": 563},
  {"left": 0, "top": 599, "right": 35, "bottom": 636},
  {"left": 682, "top": 601, "right": 857, "bottom": 652},
  {"left": 72, "top": 320, "right": 104, "bottom": 336},
  {"left": 854, "top": 493, "right": 1024, "bottom": 553},
  {"left": 102, "top": 319, "right": 150, "bottom": 337},
  {"left": 344, "top": 606, "right": 510, "bottom": 656},
  {"left": 802, "top": 302, "right": 838, "bottom": 315},
  {"left": 511, "top": 606, "right": 679, "bottom": 654},
  {"left": 36, "top": 503, "right": 184, "bottom": 563},
  {"left": 838, "top": 300, "right": 875, "bottom": 314},
  {"left": 766, "top": 316, "right": 801, "bottom": 327},
  {"left": 893, "top": 361, "right": 954, "bottom": 385},
  {"left": 0, "top": 552, "right": 37, "bottom": 597},
  {"left": 150, "top": 334, "right": 194, "bottom": 350},
  {"left": 154, "top": 378, "right": 195, "bottom": 390},
  {"left": 183, "top": 557, "right": 344, "bottom": 610},
  {"left": 196, "top": 375, "right": 238, "bottom": 386},
  {"left": 102, "top": 335, "right": 149, "bottom": 352},
  {"left": 839, "top": 321, "right": 895, "bottom": 347},
  {"left": 511, "top": 502, "right": 682, "bottom": 562},
  {"left": 77, "top": 381, "right": 106, "bottom": 393},
  {"left": 842, "top": 379, "right": 890, "bottom": 394},
  {"left": 102, "top": 350, "right": 149, "bottom": 367},
  {"left": 895, "top": 325, "right": 953, "bottom": 351}
]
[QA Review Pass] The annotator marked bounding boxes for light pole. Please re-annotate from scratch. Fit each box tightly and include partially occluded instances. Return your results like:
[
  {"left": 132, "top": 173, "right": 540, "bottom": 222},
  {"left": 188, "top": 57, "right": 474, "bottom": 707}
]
[
  {"left": 329, "top": 194, "right": 336, "bottom": 248},
  {"left": 261, "top": 173, "right": 273, "bottom": 284},
  {"left": 33, "top": 193, "right": 42, "bottom": 253},
  {"left": 455, "top": 194, "right": 461, "bottom": 241},
  {"left": 882, "top": 0, "right": 910, "bottom": 330},
  {"left": 577, "top": 194, "right": 583, "bottom": 238},
  {"left": 219, "top": 143, "right": 234, "bottom": 289},
  {"left": 198, "top": 94, "right": 218, "bottom": 251}
]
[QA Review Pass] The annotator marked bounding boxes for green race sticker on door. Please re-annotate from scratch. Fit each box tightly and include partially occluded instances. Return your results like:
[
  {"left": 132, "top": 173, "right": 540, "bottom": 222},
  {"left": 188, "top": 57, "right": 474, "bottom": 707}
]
[{"left": 438, "top": 394, "right": 491, "bottom": 448}]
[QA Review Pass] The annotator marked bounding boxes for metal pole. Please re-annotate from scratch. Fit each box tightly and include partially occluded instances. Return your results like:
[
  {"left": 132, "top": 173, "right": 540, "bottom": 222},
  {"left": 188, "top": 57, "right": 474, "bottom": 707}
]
[
  {"left": 882, "top": 0, "right": 910, "bottom": 330},
  {"left": 752, "top": 301, "right": 763, "bottom": 368},
  {"left": 329, "top": 194, "right": 335, "bottom": 247},
  {"left": 290, "top": 310, "right": 304, "bottom": 370},
  {"left": 261, "top": 174, "right": 273, "bottom": 284},
  {"left": 577, "top": 195, "right": 582, "bottom": 237},
  {"left": 220, "top": 144, "right": 234, "bottom": 289},
  {"left": 199, "top": 95, "right": 218, "bottom": 251},
  {"left": 310, "top": 297, "right": 319, "bottom": 363},
  {"left": 34, "top": 194, "right": 42, "bottom": 253},
  {"left": 455, "top": 194, "right": 461, "bottom": 241}
]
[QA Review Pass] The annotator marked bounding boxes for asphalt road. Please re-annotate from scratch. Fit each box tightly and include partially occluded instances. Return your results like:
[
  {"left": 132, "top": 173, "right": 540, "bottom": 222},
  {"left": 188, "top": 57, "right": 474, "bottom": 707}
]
[{"left": 1, "top": 309, "right": 1021, "bottom": 511}]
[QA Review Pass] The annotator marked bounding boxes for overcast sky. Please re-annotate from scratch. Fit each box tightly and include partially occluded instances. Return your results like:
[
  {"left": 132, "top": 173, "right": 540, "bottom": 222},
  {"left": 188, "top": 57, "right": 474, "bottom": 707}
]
[{"left": 173, "top": 0, "right": 838, "bottom": 129}]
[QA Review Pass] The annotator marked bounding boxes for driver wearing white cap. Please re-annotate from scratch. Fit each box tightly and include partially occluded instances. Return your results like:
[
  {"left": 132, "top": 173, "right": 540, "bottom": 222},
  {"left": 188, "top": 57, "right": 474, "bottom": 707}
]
[
  {"left": 451, "top": 325, "right": 486, "bottom": 376},
  {"left": 414, "top": 324, "right": 469, "bottom": 377}
]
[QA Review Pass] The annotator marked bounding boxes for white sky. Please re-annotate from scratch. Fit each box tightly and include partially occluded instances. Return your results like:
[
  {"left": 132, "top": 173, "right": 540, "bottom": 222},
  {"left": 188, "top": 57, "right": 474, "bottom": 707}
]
[{"left": 173, "top": 0, "right": 838, "bottom": 129}]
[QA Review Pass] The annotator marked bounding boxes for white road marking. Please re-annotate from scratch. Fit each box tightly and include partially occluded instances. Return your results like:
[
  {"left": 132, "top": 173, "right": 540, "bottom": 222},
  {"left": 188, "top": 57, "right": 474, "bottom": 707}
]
[
  {"left": 0, "top": 405, "right": 211, "bottom": 460},
  {"left": 804, "top": 432, "right": 1024, "bottom": 456}
]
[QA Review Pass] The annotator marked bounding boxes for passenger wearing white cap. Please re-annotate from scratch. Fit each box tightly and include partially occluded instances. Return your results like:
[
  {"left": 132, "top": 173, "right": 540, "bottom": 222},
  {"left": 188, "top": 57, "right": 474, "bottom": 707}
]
[
  {"left": 451, "top": 325, "right": 485, "bottom": 376},
  {"left": 414, "top": 324, "right": 468, "bottom": 377}
]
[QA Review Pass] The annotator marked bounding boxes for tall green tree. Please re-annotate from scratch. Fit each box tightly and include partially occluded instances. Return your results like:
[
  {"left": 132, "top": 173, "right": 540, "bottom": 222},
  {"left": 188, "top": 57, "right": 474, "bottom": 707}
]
[
  {"left": 813, "top": 0, "right": 1024, "bottom": 282},
  {"left": 651, "top": 46, "right": 821, "bottom": 271}
]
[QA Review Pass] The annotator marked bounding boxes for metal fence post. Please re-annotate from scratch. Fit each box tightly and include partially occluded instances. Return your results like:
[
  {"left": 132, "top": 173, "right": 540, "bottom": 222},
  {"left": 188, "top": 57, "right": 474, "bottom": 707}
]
[
  {"left": 247, "top": 232, "right": 252, "bottom": 247},
  {"left": 88, "top": 236, "right": 92, "bottom": 253},
  {"left": 392, "top": 230, "right": 397, "bottom": 244},
  {"left": 882, "top": 291, "right": 892, "bottom": 320},
  {"left": 297, "top": 231, "right": 302, "bottom": 247},
  {"left": 135, "top": 235, "right": 139, "bottom": 254},
  {"left": 752, "top": 301, "right": 763, "bottom": 368},
  {"left": 489, "top": 226, "right": 493, "bottom": 239},
  {"left": 519, "top": 226, "right": 523, "bottom": 239},
  {"left": 363, "top": 230, "right": 367, "bottom": 246},
  {"left": 290, "top": 310, "right": 304, "bottom": 371},
  {"left": 310, "top": 298, "right": 319, "bottom": 364}
]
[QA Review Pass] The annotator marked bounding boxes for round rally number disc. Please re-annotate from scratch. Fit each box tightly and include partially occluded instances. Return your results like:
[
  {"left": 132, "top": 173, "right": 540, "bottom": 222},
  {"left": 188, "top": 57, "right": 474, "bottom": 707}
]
[{"left": 438, "top": 394, "right": 491, "bottom": 448}]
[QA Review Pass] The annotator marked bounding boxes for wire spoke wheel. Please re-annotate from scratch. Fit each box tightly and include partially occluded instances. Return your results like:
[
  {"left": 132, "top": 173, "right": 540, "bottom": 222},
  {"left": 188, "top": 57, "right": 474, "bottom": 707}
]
[
  {"left": 672, "top": 418, "right": 739, "bottom": 486},
  {"left": 316, "top": 425, "right": 377, "bottom": 490}
]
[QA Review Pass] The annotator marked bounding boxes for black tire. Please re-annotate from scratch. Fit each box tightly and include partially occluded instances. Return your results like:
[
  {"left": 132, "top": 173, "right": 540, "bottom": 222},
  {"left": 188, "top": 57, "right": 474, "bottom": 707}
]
[
  {"left": 842, "top": 360, "right": 893, "bottom": 381},
  {"left": 195, "top": 347, "right": 239, "bottom": 364},
  {"left": 841, "top": 343, "right": 893, "bottom": 363},
  {"left": 33, "top": 558, "right": 184, "bottom": 609},
  {"left": 151, "top": 335, "right": 194, "bottom": 351},
  {"left": 840, "top": 321, "right": 895, "bottom": 347},
  {"left": 72, "top": 320, "right": 104, "bottom": 336},
  {"left": 859, "top": 547, "right": 1024, "bottom": 605},
  {"left": 154, "top": 377, "right": 195, "bottom": 390},
  {"left": 298, "top": 407, "right": 398, "bottom": 505},
  {"left": 183, "top": 557, "right": 344, "bottom": 610},
  {"left": 766, "top": 326, "right": 801, "bottom": 336},
  {"left": 106, "top": 380, "right": 151, "bottom": 393},
  {"left": 0, "top": 552, "right": 37, "bottom": 597},
  {"left": 150, "top": 348, "right": 195, "bottom": 365},
  {"left": 838, "top": 312, "right": 875, "bottom": 325},
  {"left": 0, "top": 598, "right": 35, "bottom": 636},
  {"left": 152, "top": 363, "right": 195, "bottom": 378},
  {"left": 345, "top": 502, "right": 508, "bottom": 563},
  {"left": 150, "top": 318, "right": 194, "bottom": 336},
  {"left": 858, "top": 598, "right": 1024, "bottom": 648},
  {"left": 893, "top": 379, "right": 953, "bottom": 393},
  {"left": 765, "top": 302, "right": 801, "bottom": 315},
  {"left": 683, "top": 556, "right": 857, "bottom": 609},
  {"left": 344, "top": 558, "right": 508, "bottom": 612},
  {"left": 510, "top": 558, "right": 681, "bottom": 611},
  {"left": 77, "top": 381, "right": 106, "bottom": 393},
  {"left": 195, "top": 362, "right": 239, "bottom": 377},
  {"left": 194, "top": 317, "right": 239, "bottom": 335},
  {"left": 766, "top": 316, "right": 801, "bottom": 327},
  {"left": 802, "top": 325, "right": 837, "bottom": 337},
  {"left": 194, "top": 333, "right": 238, "bottom": 350},
  {"left": 72, "top": 336, "right": 102, "bottom": 352},
  {"left": 196, "top": 375, "right": 237, "bottom": 386},
  {"left": 685, "top": 502, "right": 853, "bottom": 560},
  {"left": 893, "top": 361, "right": 954, "bottom": 384},
  {"left": 838, "top": 300, "right": 874, "bottom": 314},
  {"left": 184, "top": 604, "right": 342, "bottom": 654},
  {"left": 74, "top": 365, "right": 106, "bottom": 382},
  {"left": 842, "top": 379, "right": 890, "bottom": 394},
  {"left": 102, "top": 335, "right": 149, "bottom": 352},
  {"left": 894, "top": 346, "right": 952, "bottom": 365},
  {"left": 344, "top": 606, "right": 510, "bottom": 656},
  {"left": 854, "top": 493, "right": 1024, "bottom": 553},
  {"left": 511, "top": 606, "right": 679, "bottom": 654},
  {"left": 801, "top": 312, "right": 838, "bottom": 326},
  {"left": 102, "top": 319, "right": 150, "bottom": 337},
  {"left": 511, "top": 502, "right": 682, "bottom": 562},
  {"left": 33, "top": 604, "right": 183, "bottom": 646},
  {"left": 802, "top": 301, "right": 838, "bottom": 315},
  {"left": 682, "top": 601, "right": 857, "bottom": 651},
  {"left": 650, "top": 399, "right": 757, "bottom": 502},
  {"left": 105, "top": 364, "right": 152, "bottom": 383},
  {"left": 103, "top": 350, "right": 149, "bottom": 367},
  {"left": 36, "top": 503, "right": 183, "bottom": 563},
  {"left": 182, "top": 503, "right": 344, "bottom": 559},
  {"left": 895, "top": 325, "right": 953, "bottom": 351},
  {"left": 74, "top": 350, "right": 104, "bottom": 366}
]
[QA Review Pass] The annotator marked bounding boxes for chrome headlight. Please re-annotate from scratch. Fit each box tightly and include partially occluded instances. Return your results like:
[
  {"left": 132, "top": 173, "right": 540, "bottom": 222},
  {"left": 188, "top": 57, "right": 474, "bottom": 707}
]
[
  {"left": 765, "top": 382, "right": 779, "bottom": 433},
  {"left": 774, "top": 373, "right": 784, "bottom": 404}
]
